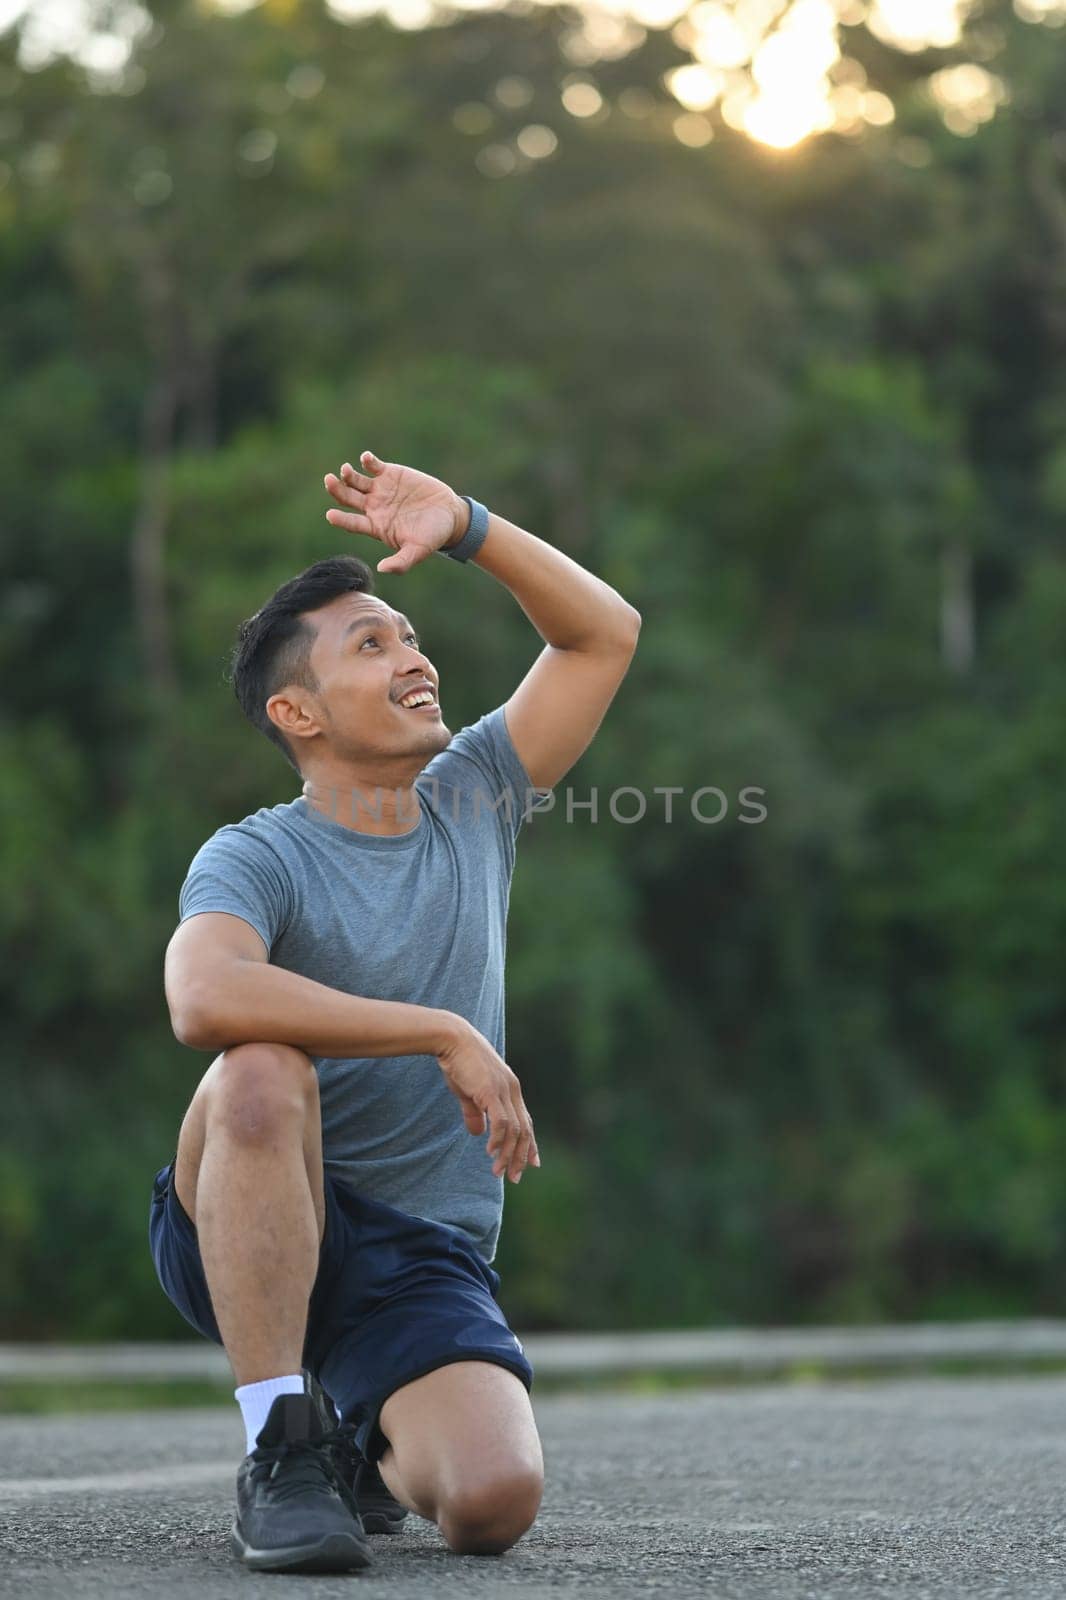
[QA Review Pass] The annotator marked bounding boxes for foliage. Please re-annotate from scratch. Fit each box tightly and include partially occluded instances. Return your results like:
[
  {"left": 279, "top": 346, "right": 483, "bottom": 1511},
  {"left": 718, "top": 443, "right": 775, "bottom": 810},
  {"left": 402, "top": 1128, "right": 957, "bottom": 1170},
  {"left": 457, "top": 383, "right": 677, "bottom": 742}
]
[{"left": 3, "top": 0, "right": 1066, "bottom": 1336}]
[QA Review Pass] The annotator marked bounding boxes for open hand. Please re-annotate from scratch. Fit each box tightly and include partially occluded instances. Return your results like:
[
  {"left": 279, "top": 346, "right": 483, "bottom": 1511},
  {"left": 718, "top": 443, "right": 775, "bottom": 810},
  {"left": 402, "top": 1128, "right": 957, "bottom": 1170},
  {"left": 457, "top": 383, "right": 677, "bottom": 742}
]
[
  {"left": 324, "top": 451, "right": 467, "bottom": 575},
  {"left": 435, "top": 1017, "right": 540, "bottom": 1185}
]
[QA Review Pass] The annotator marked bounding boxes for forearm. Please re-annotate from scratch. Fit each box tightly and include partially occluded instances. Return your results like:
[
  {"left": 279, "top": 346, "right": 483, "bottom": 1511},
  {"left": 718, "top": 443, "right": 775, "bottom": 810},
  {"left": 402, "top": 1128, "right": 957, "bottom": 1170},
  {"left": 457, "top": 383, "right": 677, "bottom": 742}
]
[
  {"left": 453, "top": 504, "right": 640, "bottom": 652},
  {"left": 176, "top": 959, "right": 463, "bottom": 1059}
]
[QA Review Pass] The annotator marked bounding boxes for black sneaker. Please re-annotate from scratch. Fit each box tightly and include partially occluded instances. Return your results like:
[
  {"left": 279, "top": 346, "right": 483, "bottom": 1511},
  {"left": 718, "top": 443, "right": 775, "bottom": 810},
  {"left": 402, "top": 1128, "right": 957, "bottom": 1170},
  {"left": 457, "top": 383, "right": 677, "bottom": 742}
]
[
  {"left": 303, "top": 1371, "right": 409, "bottom": 1535},
  {"left": 328, "top": 1422, "right": 410, "bottom": 1535},
  {"left": 231, "top": 1392, "right": 373, "bottom": 1574}
]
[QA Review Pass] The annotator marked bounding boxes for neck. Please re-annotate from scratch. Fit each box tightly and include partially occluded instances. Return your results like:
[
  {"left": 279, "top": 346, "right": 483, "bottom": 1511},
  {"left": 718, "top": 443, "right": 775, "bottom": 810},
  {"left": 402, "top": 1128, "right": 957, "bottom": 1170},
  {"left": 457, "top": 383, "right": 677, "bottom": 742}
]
[{"left": 301, "top": 765, "right": 424, "bottom": 837}]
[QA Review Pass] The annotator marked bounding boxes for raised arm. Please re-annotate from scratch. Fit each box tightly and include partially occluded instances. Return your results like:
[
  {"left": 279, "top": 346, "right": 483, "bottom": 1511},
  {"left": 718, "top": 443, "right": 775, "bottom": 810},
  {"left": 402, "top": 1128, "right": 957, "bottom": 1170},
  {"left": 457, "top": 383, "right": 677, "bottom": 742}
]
[
  {"left": 458, "top": 505, "right": 640, "bottom": 791},
  {"left": 324, "top": 450, "right": 641, "bottom": 791}
]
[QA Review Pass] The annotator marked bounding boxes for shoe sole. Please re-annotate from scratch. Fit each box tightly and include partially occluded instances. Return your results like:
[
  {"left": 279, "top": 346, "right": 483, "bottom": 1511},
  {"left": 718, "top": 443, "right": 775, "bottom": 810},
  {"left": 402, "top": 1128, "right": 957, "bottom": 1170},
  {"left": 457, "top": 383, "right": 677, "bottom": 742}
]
[
  {"left": 231, "top": 1522, "right": 373, "bottom": 1573},
  {"left": 361, "top": 1507, "right": 408, "bottom": 1535}
]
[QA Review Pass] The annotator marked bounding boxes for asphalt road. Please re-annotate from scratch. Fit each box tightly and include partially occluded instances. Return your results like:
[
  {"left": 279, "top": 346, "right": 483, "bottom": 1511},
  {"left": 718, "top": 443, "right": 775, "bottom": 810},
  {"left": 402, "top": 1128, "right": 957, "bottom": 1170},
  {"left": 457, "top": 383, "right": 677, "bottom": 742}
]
[{"left": 1, "top": 1376, "right": 1064, "bottom": 1599}]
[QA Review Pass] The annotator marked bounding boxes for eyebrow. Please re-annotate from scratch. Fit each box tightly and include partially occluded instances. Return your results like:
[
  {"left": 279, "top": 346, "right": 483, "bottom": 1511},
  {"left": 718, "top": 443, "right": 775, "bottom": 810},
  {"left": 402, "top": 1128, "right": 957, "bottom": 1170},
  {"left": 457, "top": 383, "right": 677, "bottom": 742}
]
[{"left": 343, "top": 614, "right": 419, "bottom": 641}]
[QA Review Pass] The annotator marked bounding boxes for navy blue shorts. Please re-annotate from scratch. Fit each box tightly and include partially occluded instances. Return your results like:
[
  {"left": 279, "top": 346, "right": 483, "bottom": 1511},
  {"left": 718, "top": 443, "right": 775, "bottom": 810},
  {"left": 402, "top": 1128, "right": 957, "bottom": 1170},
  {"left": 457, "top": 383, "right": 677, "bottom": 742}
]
[{"left": 148, "top": 1161, "right": 533, "bottom": 1464}]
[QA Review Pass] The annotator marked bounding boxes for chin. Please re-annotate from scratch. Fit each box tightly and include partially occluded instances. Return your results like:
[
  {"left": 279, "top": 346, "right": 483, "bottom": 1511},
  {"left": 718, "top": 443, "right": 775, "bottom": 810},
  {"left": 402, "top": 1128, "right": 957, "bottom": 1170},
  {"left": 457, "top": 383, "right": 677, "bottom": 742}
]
[{"left": 404, "top": 716, "right": 448, "bottom": 745}]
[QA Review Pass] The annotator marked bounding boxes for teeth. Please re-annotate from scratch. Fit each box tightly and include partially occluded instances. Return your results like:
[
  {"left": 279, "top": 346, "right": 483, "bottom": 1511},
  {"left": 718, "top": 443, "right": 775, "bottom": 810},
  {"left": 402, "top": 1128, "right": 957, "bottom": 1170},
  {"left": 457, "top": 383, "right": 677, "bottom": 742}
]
[{"left": 399, "top": 691, "right": 434, "bottom": 708}]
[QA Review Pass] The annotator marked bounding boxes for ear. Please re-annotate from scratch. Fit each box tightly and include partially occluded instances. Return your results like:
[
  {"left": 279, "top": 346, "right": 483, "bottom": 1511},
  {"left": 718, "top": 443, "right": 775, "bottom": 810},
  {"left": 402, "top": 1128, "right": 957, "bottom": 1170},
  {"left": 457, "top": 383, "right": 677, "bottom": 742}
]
[{"left": 266, "top": 689, "right": 322, "bottom": 745}]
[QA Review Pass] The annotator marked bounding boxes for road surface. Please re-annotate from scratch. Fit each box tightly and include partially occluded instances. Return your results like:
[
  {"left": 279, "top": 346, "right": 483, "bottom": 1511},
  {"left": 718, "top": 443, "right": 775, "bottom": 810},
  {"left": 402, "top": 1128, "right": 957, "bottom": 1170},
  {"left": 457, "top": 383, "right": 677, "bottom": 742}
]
[{"left": 1, "top": 1376, "right": 1064, "bottom": 1598}]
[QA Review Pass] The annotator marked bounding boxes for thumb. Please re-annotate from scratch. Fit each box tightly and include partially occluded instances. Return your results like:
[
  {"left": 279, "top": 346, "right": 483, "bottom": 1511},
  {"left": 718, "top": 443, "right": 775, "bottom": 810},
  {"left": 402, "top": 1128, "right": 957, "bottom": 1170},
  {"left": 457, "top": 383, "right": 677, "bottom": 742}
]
[
  {"left": 377, "top": 544, "right": 425, "bottom": 575},
  {"left": 459, "top": 1098, "right": 488, "bottom": 1136}
]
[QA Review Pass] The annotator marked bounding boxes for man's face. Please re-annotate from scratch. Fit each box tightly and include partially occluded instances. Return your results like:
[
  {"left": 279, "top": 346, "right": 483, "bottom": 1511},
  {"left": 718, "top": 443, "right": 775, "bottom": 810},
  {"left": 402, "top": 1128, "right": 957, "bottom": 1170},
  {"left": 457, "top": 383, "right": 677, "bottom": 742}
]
[{"left": 276, "top": 593, "right": 451, "bottom": 766}]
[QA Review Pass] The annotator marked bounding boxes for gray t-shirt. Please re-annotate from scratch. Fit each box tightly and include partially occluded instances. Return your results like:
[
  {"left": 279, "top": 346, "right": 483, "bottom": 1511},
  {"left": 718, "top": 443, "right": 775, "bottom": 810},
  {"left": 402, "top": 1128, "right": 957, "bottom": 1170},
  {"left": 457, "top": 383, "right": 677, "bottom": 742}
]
[{"left": 177, "top": 703, "right": 547, "bottom": 1263}]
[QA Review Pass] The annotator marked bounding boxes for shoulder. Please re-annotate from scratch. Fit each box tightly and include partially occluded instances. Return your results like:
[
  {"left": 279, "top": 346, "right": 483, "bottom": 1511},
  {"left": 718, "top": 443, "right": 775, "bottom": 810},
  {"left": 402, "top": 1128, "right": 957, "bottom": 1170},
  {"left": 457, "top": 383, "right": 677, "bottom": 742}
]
[
  {"left": 188, "top": 800, "right": 301, "bottom": 870},
  {"left": 422, "top": 704, "right": 549, "bottom": 807},
  {"left": 181, "top": 802, "right": 301, "bottom": 912},
  {"left": 418, "top": 706, "right": 552, "bottom": 866},
  {"left": 180, "top": 801, "right": 300, "bottom": 949}
]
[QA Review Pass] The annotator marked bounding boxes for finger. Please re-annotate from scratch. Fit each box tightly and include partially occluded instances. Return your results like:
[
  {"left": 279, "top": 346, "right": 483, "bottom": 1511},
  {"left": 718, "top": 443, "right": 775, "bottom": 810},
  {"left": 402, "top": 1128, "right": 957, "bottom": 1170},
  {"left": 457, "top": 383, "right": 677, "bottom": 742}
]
[
  {"left": 325, "top": 509, "right": 372, "bottom": 535},
  {"left": 324, "top": 471, "right": 367, "bottom": 510},
  {"left": 377, "top": 544, "right": 430, "bottom": 576},
  {"left": 486, "top": 1104, "right": 519, "bottom": 1179},
  {"left": 508, "top": 1125, "right": 533, "bottom": 1184},
  {"left": 339, "top": 461, "right": 376, "bottom": 494},
  {"left": 526, "top": 1119, "right": 540, "bottom": 1167},
  {"left": 458, "top": 1096, "right": 488, "bottom": 1136},
  {"left": 360, "top": 450, "right": 385, "bottom": 474},
  {"left": 508, "top": 1093, "right": 536, "bottom": 1178},
  {"left": 486, "top": 1105, "right": 504, "bottom": 1158}
]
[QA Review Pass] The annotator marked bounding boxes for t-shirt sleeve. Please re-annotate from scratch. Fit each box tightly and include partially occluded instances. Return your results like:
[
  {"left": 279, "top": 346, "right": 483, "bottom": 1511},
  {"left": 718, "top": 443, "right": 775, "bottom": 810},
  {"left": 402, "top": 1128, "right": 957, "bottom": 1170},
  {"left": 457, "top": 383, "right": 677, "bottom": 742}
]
[
  {"left": 177, "top": 824, "right": 294, "bottom": 955},
  {"left": 431, "top": 704, "right": 553, "bottom": 860}
]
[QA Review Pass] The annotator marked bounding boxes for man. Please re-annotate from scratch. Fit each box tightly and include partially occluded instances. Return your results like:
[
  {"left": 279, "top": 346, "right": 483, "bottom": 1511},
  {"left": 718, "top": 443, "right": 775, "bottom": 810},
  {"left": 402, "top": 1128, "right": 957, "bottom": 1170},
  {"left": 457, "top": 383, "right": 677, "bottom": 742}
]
[{"left": 150, "top": 449, "right": 641, "bottom": 1573}]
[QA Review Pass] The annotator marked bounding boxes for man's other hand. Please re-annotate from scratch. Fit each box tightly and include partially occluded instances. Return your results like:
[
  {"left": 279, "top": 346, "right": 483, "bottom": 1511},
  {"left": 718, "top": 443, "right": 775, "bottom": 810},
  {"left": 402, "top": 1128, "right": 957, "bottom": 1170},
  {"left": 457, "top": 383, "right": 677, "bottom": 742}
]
[{"left": 435, "top": 1017, "right": 540, "bottom": 1185}]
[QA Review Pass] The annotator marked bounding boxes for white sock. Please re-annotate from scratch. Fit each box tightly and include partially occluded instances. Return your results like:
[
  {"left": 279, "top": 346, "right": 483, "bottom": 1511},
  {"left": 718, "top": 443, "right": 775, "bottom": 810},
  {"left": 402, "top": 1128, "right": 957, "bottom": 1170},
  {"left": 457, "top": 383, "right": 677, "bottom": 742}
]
[{"left": 235, "top": 1373, "right": 306, "bottom": 1456}]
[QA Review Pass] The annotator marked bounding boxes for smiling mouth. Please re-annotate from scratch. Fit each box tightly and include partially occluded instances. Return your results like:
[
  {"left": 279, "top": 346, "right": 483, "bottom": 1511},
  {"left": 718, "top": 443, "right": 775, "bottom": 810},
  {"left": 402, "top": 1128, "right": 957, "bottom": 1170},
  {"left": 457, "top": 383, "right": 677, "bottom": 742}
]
[{"left": 395, "top": 696, "right": 440, "bottom": 714}]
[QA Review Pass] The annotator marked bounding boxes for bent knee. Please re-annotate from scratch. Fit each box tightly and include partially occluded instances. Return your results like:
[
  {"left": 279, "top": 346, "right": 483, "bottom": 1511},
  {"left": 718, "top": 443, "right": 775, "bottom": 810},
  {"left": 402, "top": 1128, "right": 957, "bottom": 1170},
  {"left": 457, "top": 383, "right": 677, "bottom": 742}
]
[
  {"left": 206, "top": 1043, "right": 318, "bottom": 1147},
  {"left": 439, "top": 1467, "right": 543, "bottom": 1555}
]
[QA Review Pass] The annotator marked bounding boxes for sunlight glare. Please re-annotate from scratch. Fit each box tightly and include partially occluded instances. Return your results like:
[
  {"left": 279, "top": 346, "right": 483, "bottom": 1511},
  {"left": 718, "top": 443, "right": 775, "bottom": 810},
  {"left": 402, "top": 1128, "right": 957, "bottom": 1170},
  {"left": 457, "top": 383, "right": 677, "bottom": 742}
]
[
  {"left": 745, "top": 89, "right": 833, "bottom": 147},
  {"left": 629, "top": 0, "right": 689, "bottom": 27},
  {"left": 561, "top": 79, "right": 605, "bottom": 115},
  {"left": 385, "top": 0, "right": 437, "bottom": 28},
  {"left": 868, "top": 0, "right": 972, "bottom": 52},
  {"left": 928, "top": 61, "right": 1007, "bottom": 132},
  {"left": 325, "top": 0, "right": 383, "bottom": 20},
  {"left": 1014, "top": 0, "right": 1066, "bottom": 19},
  {"left": 687, "top": 2, "right": 752, "bottom": 68},
  {"left": 742, "top": 0, "right": 839, "bottom": 148},
  {"left": 5, "top": 0, "right": 1020, "bottom": 157},
  {"left": 673, "top": 110, "right": 714, "bottom": 143},
  {"left": 666, "top": 61, "right": 724, "bottom": 109}
]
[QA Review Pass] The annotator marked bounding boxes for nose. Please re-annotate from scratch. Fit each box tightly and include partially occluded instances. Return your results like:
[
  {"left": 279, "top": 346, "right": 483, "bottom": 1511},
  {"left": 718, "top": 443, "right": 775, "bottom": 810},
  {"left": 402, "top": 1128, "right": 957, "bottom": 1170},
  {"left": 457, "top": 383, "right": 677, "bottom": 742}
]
[
  {"left": 403, "top": 645, "right": 434, "bottom": 675},
  {"left": 397, "top": 651, "right": 436, "bottom": 690}
]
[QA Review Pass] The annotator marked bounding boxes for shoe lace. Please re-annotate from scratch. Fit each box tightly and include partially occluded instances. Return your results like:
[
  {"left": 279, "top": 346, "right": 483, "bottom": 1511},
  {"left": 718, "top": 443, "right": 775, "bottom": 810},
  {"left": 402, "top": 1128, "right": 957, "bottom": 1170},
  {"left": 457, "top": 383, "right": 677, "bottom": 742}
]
[{"left": 249, "top": 1436, "right": 352, "bottom": 1505}]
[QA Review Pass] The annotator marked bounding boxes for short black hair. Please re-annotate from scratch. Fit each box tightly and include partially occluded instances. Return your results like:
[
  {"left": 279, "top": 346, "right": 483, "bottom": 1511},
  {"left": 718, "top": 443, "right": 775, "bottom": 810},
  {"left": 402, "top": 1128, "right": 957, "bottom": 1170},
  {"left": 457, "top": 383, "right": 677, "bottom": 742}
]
[{"left": 228, "top": 553, "right": 375, "bottom": 776}]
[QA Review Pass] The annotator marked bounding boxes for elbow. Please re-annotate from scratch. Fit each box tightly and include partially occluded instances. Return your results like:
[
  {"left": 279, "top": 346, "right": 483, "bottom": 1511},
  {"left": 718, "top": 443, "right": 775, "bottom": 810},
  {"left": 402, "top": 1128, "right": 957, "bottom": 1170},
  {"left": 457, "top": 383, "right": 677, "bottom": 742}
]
[
  {"left": 169, "top": 990, "right": 225, "bottom": 1052},
  {"left": 170, "top": 1011, "right": 215, "bottom": 1052},
  {"left": 595, "top": 602, "right": 640, "bottom": 653},
  {"left": 616, "top": 604, "right": 641, "bottom": 650}
]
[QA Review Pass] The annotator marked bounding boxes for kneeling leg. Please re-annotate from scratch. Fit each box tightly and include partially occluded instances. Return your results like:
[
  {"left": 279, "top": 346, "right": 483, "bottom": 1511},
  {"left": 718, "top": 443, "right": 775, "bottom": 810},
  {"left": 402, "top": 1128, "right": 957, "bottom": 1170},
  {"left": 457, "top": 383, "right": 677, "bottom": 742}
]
[{"left": 376, "top": 1361, "right": 544, "bottom": 1554}]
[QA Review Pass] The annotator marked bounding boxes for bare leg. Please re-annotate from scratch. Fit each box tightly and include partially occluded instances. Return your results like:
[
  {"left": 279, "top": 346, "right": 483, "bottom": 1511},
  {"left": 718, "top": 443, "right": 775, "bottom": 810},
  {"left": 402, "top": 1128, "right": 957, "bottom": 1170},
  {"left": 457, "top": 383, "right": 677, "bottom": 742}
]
[
  {"left": 375, "top": 1361, "right": 544, "bottom": 1553},
  {"left": 173, "top": 1042, "right": 326, "bottom": 1387}
]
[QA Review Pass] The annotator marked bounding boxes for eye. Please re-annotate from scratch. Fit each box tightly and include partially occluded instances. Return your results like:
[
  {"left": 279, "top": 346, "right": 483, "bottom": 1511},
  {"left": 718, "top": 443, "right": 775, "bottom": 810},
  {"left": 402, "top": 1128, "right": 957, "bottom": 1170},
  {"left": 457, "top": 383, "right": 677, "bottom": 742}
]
[{"left": 358, "top": 631, "right": 419, "bottom": 650}]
